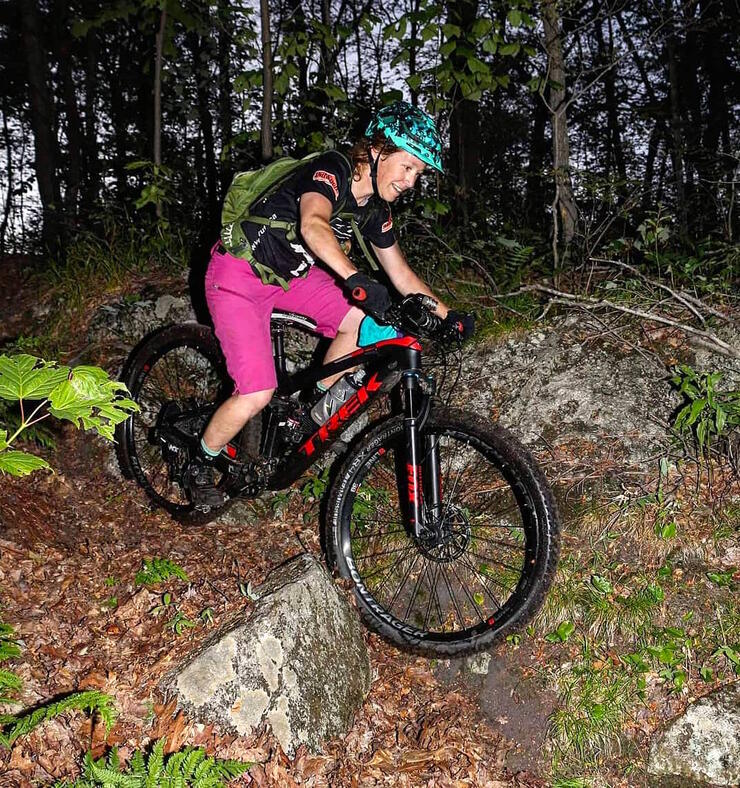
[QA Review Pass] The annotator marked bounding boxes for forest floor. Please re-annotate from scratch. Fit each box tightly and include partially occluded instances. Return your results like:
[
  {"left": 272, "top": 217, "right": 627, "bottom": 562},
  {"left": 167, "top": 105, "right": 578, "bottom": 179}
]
[{"left": 1, "top": 254, "right": 739, "bottom": 788}]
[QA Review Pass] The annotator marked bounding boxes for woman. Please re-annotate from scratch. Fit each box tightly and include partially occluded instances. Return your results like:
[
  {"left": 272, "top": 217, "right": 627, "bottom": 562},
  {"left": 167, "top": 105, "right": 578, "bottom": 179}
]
[{"left": 190, "top": 101, "right": 474, "bottom": 506}]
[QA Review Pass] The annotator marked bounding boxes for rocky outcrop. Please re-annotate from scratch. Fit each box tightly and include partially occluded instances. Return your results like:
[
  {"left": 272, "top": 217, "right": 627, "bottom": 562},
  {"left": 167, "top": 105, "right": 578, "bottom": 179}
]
[
  {"left": 165, "top": 554, "right": 371, "bottom": 755},
  {"left": 450, "top": 318, "right": 678, "bottom": 465},
  {"left": 647, "top": 683, "right": 740, "bottom": 787}
]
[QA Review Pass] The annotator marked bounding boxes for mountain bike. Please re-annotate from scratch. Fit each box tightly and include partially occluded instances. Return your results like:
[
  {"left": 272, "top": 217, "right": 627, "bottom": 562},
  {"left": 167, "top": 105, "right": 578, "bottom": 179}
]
[{"left": 115, "top": 294, "right": 560, "bottom": 656}]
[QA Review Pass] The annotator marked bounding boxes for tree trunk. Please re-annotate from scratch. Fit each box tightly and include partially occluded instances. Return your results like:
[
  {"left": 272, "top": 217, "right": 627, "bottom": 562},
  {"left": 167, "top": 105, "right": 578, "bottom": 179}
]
[
  {"left": 82, "top": 8, "right": 101, "bottom": 207},
  {"left": 525, "top": 90, "right": 548, "bottom": 232},
  {"left": 188, "top": 32, "right": 219, "bottom": 227},
  {"left": 153, "top": 3, "right": 167, "bottom": 218},
  {"left": 54, "top": 1, "right": 83, "bottom": 220},
  {"left": 540, "top": 0, "right": 577, "bottom": 266},
  {"left": 260, "top": 0, "right": 273, "bottom": 162},
  {"left": 217, "top": 1, "right": 233, "bottom": 194},
  {"left": 108, "top": 45, "right": 129, "bottom": 199},
  {"left": 594, "top": 9, "right": 625, "bottom": 180},
  {"left": 408, "top": 0, "right": 421, "bottom": 106},
  {"left": 19, "top": 0, "right": 62, "bottom": 250},
  {"left": 666, "top": 32, "right": 688, "bottom": 238},
  {"left": 1, "top": 96, "right": 13, "bottom": 255},
  {"left": 446, "top": 0, "right": 481, "bottom": 223}
]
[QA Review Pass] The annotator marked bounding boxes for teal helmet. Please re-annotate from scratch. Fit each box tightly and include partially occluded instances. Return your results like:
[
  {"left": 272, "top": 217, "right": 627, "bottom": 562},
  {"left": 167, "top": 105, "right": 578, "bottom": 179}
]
[{"left": 365, "top": 101, "right": 443, "bottom": 172}]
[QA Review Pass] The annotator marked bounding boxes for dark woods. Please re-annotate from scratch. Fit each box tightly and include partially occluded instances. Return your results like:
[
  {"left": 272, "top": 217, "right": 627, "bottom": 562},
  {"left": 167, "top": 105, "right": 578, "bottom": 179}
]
[{"left": 1, "top": 0, "right": 738, "bottom": 262}]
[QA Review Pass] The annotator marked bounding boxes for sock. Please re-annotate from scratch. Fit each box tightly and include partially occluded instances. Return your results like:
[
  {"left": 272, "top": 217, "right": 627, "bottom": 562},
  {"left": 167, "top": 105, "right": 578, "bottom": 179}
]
[{"left": 200, "top": 437, "right": 221, "bottom": 458}]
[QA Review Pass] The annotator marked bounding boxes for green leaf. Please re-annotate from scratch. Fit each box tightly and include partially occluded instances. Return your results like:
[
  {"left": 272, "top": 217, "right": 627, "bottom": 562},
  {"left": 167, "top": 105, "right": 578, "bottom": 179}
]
[
  {"left": 590, "top": 574, "right": 613, "bottom": 594},
  {"left": 499, "top": 42, "right": 520, "bottom": 56},
  {"left": 473, "top": 592, "right": 484, "bottom": 606},
  {"left": 0, "top": 355, "right": 68, "bottom": 402},
  {"left": 406, "top": 73, "right": 423, "bottom": 91},
  {"left": 441, "top": 23, "right": 461, "bottom": 38},
  {"left": 507, "top": 9, "right": 522, "bottom": 26},
  {"left": 0, "top": 450, "right": 51, "bottom": 477},
  {"left": 420, "top": 23, "right": 438, "bottom": 42}
]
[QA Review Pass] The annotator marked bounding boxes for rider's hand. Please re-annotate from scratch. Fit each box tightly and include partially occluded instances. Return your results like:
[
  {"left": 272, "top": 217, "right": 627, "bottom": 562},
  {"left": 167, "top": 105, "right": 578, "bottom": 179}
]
[
  {"left": 443, "top": 310, "right": 475, "bottom": 340},
  {"left": 344, "top": 273, "right": 392, "bottom": 320}
]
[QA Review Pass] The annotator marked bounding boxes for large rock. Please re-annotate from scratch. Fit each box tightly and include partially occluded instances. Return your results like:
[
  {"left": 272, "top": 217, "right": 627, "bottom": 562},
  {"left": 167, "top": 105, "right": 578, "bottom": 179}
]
[
  {"left": 88, "top": 287, "right": 196, "bottom": 365},
  {"left": 647, "top": 683, "right": 740, "bottom": 787},
  {"left": 165, "top": 553, "right": 371, "bottom": 755},
  {"left": 447, "top": 319, "right": 676, "bottom": 465}
]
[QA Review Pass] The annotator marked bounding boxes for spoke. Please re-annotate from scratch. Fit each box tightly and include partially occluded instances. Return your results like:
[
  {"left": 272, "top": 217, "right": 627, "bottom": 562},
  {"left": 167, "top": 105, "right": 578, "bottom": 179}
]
[
  {"left": 467, "top": 548, "right": 524, "bottom": 576},
  {"left": 438, "top": 562, "right": 468, "bottom": 632},
  {"left": 351, "top": 527, "right": 407, "bottom": 540},
  {"left": 387, "top": 551, "right": 422, "bottom": 615},
  {"left": 448, "top": 560, "right": 487, "bottom": 625},
  {"left": 459, "top": 553, "right": 507, "bottom": 604},
  {"left": 361, "top": 544, "right": 415, "bottom": 587},
  {"left": 402, "top": 556, "right": 434, "bottom": 623},
  {"left": 468, "top": 534, "right": 523, "bottom": 551},
  {"left": 422, "top": 561, "right": 443, "bottom": 631},
  {"left": 373, "top": 553, "right": 419, "bottom": 612},
  {"left": 356, "top": 544, "right": 413, "bottom": 562}
]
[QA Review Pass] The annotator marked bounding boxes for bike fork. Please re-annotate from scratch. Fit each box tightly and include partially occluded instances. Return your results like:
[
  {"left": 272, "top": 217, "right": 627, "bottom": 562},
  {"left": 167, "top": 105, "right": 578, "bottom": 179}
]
[{"left": 402, "top": 371, "right": 442, "bottom": 539}]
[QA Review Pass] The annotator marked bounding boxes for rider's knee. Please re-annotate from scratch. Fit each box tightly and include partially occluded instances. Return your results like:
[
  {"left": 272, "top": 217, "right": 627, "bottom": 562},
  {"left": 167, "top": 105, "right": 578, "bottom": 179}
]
[
  {"left": 337, "top": 306, "right": 364, "bottom": 335},
  {"left": 236, "top": 388, "right": 274, "bottom": 417}
]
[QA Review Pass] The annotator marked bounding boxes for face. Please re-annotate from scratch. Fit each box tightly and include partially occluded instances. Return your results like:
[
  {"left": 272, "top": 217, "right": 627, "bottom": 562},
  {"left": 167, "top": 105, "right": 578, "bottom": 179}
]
[{"left": 373, "top": 149, "right": 426, "bottom": 202}]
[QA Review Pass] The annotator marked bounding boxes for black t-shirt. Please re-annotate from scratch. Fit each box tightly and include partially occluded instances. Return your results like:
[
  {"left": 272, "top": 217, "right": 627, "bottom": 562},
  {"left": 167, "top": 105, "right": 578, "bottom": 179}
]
[{"left": 242, "top": 151, "right": 396, "bottom": 280}]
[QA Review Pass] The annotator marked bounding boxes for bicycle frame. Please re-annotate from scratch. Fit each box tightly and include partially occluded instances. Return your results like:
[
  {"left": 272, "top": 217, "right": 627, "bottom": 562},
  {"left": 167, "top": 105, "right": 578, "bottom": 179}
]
[{"left": 266, "top": 325, "right": 437, "bottom": 538}]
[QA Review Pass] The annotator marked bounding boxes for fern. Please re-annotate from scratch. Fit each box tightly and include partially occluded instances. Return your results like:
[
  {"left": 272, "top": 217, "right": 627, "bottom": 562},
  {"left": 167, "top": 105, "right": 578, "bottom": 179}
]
[
  {"left": 55, "top": 739, "right": 251, "bottom": 787},
  {"left": 135, "top": 558, "right": 189, "bottom": 586},
  {"left": 0, "top": 619, "right": 22, "bottom": 704},
  {"left": 1, "top": 690, "right": 117, "bottom": 747}
]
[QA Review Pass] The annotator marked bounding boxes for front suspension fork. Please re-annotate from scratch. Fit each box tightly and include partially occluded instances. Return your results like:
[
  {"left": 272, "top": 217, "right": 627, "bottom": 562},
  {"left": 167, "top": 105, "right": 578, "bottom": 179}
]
[{"left": 402, "top": 372, "right": 442, "bottom": 538}]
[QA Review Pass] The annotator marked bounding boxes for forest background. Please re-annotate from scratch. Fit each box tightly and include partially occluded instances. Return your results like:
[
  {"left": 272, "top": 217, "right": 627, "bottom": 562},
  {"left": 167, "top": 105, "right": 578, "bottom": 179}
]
[{"left": 1, "top": 0, "right": 738, "bottom": 283}]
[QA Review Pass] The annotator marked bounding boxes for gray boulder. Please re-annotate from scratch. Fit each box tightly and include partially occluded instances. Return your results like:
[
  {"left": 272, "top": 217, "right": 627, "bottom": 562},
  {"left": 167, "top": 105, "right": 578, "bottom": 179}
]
[
  {"left": 647, "top": 683, "right": 740, "bottom": 787},
  {"left": 165, "top": 553, "right": 371, "bottom": 755},
  {"left": 88, "top": 290, "right": 196, "bottom": 361},
  {"left": 449, "top": 319, "right": 676, "bottom": 465}
]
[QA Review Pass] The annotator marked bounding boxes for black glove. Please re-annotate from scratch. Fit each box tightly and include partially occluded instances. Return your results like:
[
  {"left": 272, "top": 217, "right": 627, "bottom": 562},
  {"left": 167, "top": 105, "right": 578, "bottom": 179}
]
[
  {"left": 443, "top": 310, "right": 475, "bottom": 339},
  {"left": 344, "top": 272, "right": 392, "bottom": 320}
]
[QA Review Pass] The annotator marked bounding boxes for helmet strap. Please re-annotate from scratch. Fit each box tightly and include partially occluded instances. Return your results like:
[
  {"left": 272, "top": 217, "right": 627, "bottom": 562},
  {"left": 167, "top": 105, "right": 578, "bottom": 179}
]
[{"left": 367, "top": 144, "right": 381, "bottom": 200}]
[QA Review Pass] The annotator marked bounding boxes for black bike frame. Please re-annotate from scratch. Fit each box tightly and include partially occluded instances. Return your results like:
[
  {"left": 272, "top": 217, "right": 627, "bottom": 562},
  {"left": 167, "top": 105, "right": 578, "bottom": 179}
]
[{"left": 265, "top": 329, "right": 435, "bottom": 538}]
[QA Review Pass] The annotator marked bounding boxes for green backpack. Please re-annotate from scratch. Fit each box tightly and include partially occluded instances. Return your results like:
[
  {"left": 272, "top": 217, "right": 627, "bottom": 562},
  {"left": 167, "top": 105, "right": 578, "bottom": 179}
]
[{"left": 220, "top": 152, "right": 379, "bottom": 290}]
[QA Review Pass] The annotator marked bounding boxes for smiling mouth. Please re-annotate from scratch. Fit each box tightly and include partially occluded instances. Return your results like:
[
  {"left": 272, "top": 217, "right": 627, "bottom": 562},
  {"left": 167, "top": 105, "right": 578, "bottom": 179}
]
[{"left": 391, "top": 183, "right": 404, "bottom": 194}]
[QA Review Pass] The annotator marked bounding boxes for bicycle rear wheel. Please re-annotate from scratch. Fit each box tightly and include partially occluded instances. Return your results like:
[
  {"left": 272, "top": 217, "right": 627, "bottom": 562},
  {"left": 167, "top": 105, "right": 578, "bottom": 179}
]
[
  {"left": 115, "top": 323, "right": 258, "bottom": 524},
  {"left": 326, "top": 407, "right": 560, "bottom": 657}
]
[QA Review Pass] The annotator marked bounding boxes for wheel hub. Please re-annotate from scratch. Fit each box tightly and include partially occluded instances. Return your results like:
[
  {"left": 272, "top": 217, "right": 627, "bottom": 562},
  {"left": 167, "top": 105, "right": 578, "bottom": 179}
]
[{"left": 416, "top": 506, "right": 471, "bottom": 562}]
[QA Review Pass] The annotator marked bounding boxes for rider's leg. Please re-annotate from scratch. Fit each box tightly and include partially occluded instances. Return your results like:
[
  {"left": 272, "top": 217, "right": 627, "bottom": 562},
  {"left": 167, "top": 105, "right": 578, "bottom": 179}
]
[
  {"left": 318, "top": 306, "right": 364, "bottom": 388},
  {"left": 202, "top": 387, "right": 274, "bottom": 453}
]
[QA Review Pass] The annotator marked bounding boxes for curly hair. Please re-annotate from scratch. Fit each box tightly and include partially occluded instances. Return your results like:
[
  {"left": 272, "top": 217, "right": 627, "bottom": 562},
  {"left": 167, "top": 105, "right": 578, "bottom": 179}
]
[{"left": 348, "top": 132, "right": 401, "bottom": 181}]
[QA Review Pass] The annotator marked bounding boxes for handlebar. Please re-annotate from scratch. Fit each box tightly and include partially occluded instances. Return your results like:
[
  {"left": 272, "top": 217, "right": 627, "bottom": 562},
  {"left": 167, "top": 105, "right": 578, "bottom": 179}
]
[{"left": 383, "top": 294, "right": 462, "bottom": 343}]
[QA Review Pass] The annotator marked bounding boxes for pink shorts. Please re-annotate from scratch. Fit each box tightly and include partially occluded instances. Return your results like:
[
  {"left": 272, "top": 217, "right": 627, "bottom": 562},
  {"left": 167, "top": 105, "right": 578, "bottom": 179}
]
[{"left": 205, "top": 246, "right": 353, "bottom": 394}]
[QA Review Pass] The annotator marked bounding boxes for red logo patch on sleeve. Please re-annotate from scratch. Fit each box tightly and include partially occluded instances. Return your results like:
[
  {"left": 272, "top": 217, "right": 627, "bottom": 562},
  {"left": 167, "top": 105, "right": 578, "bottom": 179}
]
[
  {"left": 313, "top": 170, "right": 339, "bottom": 199},
  {"left": 382, "top": 216, "right": 393, "bottom": 233}
]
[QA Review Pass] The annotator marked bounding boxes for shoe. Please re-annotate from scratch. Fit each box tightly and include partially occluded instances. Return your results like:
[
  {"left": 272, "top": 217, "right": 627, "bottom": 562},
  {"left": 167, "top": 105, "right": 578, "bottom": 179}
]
[{"left": 186, "top": 455, "right": 226, "bottom": 508}]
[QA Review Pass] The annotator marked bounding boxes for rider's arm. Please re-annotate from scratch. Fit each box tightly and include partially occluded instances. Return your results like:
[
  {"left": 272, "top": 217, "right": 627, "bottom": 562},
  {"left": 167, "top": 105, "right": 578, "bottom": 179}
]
[
  {"left": 299, "top": 192, "right": 357, "bottom": 280},
  {"left": 372, "top": 242, "right": 450, "bottom": 318}
]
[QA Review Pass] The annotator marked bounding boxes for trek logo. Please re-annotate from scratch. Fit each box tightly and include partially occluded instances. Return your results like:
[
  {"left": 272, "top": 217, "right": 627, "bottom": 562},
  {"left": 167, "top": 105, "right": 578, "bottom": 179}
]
[
  {"left": 313, "top": 170, "right": 339, "bottom": 199},
  {"left": 406, "top": 463, "right": 423, "bottom": 505},
  {"left": 382, "top": 216, "right": 393, "bottom": 233},
  {"left": 299, "top": 373, "right": 383, "bottom": 457}
]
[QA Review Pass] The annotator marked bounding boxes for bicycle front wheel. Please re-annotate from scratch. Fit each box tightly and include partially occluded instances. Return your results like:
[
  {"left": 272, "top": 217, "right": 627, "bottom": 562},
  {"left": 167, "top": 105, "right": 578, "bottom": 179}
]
[{"left": 326, "top": 407, "right": 560, "bottom": 657}]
